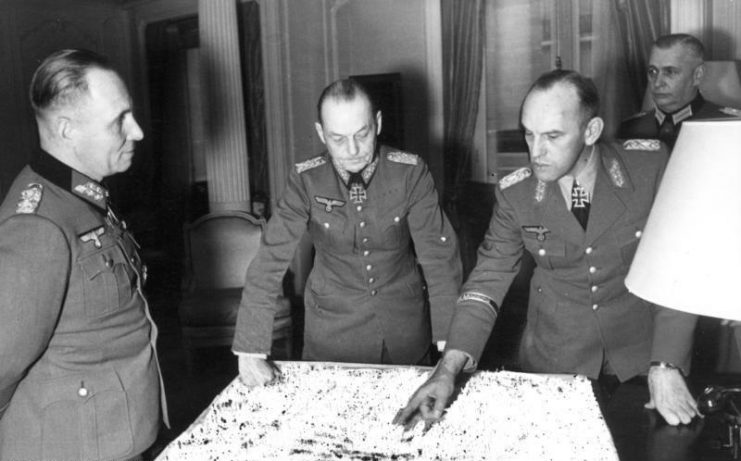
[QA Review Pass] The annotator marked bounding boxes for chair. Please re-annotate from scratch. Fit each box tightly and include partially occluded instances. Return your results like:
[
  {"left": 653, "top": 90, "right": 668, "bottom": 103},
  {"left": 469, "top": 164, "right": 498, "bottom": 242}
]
[{"left": 178, "top": 210, "right": 293, "bottom": 371}]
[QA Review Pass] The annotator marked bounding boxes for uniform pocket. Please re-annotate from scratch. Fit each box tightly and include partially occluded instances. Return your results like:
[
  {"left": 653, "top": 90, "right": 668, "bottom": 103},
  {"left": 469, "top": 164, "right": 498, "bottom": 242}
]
[
  {"left": 40, "top": 370, "right": 134, "bottom": 460},
  {"left": 309, "top": 203, "right": 350, "bottom": 250},
  {"left": 377, "top": 206, "right": 409, "bottom": 250},
  {"left": 524, "top": 236, "right": 566, "bottom": 270},
  {"left": 79, "top": 245, "right": 135, "bottom": 317},
  {"left": 616, "top": 226, "right": 643, "bottom": 266}
]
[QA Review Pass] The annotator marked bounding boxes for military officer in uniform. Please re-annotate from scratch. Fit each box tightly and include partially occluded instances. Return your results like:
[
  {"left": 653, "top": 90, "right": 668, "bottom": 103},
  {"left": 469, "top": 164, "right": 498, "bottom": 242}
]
[
  {"left": 0, "top": 49, "right": 165, "bottom": 460},
  {"left": 618, "top": 33, "right": 740, "bottom": 149},
  {"left": 395, "top": 70, "right": 699, "bottom": 429},
  {"left": 234, "top": 78, "right": 462, "bottom": 386}
]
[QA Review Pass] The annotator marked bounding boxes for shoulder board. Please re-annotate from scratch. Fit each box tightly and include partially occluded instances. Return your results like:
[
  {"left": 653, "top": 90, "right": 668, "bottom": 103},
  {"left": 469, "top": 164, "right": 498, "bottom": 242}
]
[
  {"left": 623, "top": 139, "right": 660, "bottom": 151},
  {"left": 499, "top": 167, "right": 532, "bottom": 190},
  {"left": 720, "top": 106, "right": 741, "bottom": 117},
  {"left": 16, "top": 183, "right": 43, "bottom": 214},
  {"left": 386, "top": 151, "right": 419, "bottom": 165},
  {"left": 623, "top": 111, "right": 649, "bottom": 122},
  {"left": 294, "top": 156, "right": 327, "bottom": 174}
]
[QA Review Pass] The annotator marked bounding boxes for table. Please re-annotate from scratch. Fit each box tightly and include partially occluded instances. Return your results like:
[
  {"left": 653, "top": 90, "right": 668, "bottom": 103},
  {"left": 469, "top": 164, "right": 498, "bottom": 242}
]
[
  {"left": 156, "top": 361, "right": 618, "bottom": 460},
  {"left": 601, "top": 376, "right": 741, "bottom": 461}
]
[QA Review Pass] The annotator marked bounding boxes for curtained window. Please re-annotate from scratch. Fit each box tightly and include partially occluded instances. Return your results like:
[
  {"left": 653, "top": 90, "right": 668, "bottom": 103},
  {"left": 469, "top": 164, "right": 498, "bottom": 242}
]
[{"left": 482, "top": 0, "right": 668, "bottom": 181}]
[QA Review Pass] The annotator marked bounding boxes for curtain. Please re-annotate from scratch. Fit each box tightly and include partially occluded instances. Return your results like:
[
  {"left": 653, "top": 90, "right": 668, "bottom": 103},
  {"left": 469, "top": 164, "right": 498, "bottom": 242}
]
[
  {"left": 238, "top": 1, "right": 269, "bottom": 215},
  {"left": 612, "top": 0, "right": 670, "bottom": 114},
  {"left": 441, "top": 0, "right": 485, "bottom": 224}
]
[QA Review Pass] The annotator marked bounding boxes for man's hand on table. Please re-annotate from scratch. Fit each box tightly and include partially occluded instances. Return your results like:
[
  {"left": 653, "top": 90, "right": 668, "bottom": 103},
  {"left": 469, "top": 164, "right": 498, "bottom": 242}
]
[
  {"left": 393, "top": 349, "right": 469, "bottom": 429},
  {"left": 238, "top": 355, "right": 280, "bottom": 387},
  {"left": 645, "top": 364, "right": 699, "bottom": 425}
]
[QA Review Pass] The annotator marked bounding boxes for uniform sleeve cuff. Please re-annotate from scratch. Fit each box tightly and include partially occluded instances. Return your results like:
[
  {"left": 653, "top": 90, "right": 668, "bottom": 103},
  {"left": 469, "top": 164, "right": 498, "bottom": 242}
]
[
  {"left": 460, "top": 351, "right": 477, "bottom": 373},
  {"left": 233, "top": 351, "right": 268, "bottom": 359}
]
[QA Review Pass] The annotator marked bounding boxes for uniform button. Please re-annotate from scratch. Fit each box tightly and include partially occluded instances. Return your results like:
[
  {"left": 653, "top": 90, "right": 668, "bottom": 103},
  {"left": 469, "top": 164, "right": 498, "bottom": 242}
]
[
  {"left": 589, "top": 266, "right": 596, "bottom": 274},
  {"left": 356, "top": 205, "right": 363, "bottom": 212},
  {"left": 369, "top": 277, "right": 375, "bottom": 284},
  {"left": 440, "top": 236, "right": 447, "bottom": 242},
  {"left": 635, "top": 230, "right": 642, "bottom": 238},
  {"left": 105, "top": 259, "right": 114, "bottom": 268},
  {"left": 363, "top": 250, "right": 370, "bottom": 256},
  {"left": 537, "top": 287, "right": 542, "bottom": 293},
  {"left": 324, "top": 222, "right": 330, "bottom": 228},
  {"left": 371, "top": 289, "right": 377, "bottom": 296},
  {"left": 585, "top": 247, "right": 593, "bottom": 255},
  {"left": 592, "top": 304, "right": 599, "bottom": 311},
  {"left": 394, "top": 216, "right": 400, "bottom": 223},
  {"left": 538, "top": 248, "right": 546, "bottom": 256},
  {"left": 78, "top": 384, "right": 88, "bottom": 398},
  {"left": 359, "top": 221, "right": 366, "bottom": 228},
  {"left": 366, "top": 264, "right": 373, "bottom": 271},
  {"left": 591, "top": 285, "right": 598, "bottom": 293},
  {"left": 362, "top": 238, "right": 369, "bottom": 244}
]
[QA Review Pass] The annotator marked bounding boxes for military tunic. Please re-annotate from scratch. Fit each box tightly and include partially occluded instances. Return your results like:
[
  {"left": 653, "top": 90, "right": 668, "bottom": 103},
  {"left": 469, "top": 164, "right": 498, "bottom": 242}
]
[
  {"left": 233, "top": 145, "right": 462, "bottom": 364},
  {"left": 0, "top": 152, "right": 165, "bottom": 460},
  {"left": 618, "top": 93, "right": 740, "bottom": 149},
  {"left": 446, "top": 141, "right": 697, "bottom": 381}
]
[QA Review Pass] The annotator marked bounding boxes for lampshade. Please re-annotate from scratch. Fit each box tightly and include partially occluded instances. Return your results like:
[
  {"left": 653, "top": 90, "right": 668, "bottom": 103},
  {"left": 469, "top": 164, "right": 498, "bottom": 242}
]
[{"left": 625, "top": 119, "right": 741, "bottom": 320}]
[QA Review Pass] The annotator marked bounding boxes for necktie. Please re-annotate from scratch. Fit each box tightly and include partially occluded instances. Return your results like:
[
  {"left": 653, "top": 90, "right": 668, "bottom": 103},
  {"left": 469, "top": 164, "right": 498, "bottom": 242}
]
[
  {"left": 658, "top": 117, "right": 678, "bottom": 149},
  {"left": 348, "top": 171, "right": 364, "bottom": 188},
  {"left": 571, "top": 180, "right": 590, "bottom": 230},
  {"left": 347, "top": 171, "right": 367, "bottom": 204}
]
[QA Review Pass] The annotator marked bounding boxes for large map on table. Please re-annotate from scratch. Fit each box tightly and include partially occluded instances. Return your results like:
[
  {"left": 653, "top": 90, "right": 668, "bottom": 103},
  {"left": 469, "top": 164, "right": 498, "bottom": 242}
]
[{"left": 156, "top": 362, "right": 619, "bottom": 460}]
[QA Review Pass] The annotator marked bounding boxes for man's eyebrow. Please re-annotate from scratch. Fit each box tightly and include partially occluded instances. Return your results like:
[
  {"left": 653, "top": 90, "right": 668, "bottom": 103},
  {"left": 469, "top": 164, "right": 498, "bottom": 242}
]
[
  {"left": 109, "top": 108, "right": 131, "bottom": 127},
  {"left": 649, "top": 65, "right": 680, "bottom": 72},
  {"left": 328, "top": 123, "right": 370, "bottom": 138}
]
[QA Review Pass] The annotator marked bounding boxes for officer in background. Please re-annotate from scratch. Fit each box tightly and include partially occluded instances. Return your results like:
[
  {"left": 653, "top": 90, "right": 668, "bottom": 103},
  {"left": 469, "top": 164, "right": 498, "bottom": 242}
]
[
  {"left": 234, "top": 78, "right": 462, "bottom": 386},
  {"left": 0, "top": 49, "right": 166, "bottom": 460},
  {"left": 395, "top": 70, "right": 699, "bottom": 429},
  {"left": 618, "top": 33, "right": 740, "bottom": 149}
]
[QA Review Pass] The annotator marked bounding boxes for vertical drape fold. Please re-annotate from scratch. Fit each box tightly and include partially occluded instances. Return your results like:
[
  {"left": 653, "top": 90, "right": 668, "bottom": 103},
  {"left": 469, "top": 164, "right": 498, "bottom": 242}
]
[
  {"left": 441, "top": 0, "right": 485, "bottom": 223},
  {"left": 613, "top": 0, "right": 670, "bottom": 110}
]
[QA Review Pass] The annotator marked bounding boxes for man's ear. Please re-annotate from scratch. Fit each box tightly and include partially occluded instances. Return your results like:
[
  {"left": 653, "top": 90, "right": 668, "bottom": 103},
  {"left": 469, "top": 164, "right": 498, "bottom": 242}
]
[
  {"left": 375, "top": 110, "right": 382, "bottom": 136},
  {"left": 584, "top": 116, "right": 604, "bottom": 146},
  {"left": 693, "top": 63, "right": 705, "bottom": 86},
  {"left": 314, "top": 121, "right": 326, "bottom": 145},
  {"left": 53, "top": 115, "right": 74, "bottom": 142}
]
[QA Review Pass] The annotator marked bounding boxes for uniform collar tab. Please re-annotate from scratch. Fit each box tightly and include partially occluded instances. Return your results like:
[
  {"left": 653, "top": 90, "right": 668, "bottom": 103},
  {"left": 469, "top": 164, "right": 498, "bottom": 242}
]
[
  {"left": 654, "top": 93, "right": 704, "bottom": 126},
  {"left": 30, "top": 150, "right": 109, "bottom": 212},
  {"left": 332, "top": 152, "right": 379, "bottom": 187}
]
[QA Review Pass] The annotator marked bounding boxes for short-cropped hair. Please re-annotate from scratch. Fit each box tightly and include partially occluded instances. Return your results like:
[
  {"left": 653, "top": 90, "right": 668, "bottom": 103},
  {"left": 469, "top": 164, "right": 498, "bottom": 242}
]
[
  {"left": 526, "top": 69, "right": 600, "bottom": 124},
  {"left": 316, "top": 78, "right": 376, "bottom": 125},
  {"left": 654, "top": 33, "right": 705, "bottom": 61},
  {"left": 29, "top": 49, "right": 115, "bottom": 117}
]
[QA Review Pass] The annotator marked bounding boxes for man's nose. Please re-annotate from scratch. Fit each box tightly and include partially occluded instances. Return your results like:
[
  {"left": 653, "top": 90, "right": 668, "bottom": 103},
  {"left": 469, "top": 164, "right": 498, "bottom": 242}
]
[
  {"left": 651, "top": 74, "right": 666, "bottom": 89},
  {"left": 530, "top": 137, "right": 546, "bottom": 159},
  {"left": 127, "top": 115, "right": 144, "bottom": 141},
  {"left": 347, "top": 138, "right": 359, "bottom": 156}
]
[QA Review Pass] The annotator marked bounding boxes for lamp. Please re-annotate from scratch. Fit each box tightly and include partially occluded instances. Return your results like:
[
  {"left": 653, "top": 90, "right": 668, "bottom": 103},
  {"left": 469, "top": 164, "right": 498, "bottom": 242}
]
[
  {"left": 625, "top": 119, "right": 741, "bottom": 319},
  {"left": 625, "top": 119, "right": 741, "bottom": 454}
]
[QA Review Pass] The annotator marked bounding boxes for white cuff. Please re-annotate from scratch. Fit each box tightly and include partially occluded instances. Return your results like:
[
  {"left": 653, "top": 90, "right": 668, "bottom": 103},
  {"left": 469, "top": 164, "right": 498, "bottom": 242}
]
[{"left": 234, "top": 351, "right": 268, "bottom": 359}]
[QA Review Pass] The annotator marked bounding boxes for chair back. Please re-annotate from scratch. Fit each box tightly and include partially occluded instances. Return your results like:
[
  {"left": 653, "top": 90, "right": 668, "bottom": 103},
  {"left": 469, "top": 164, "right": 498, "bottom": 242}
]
[
  {"left": 700, "top": 61, "right": 741, "bottom": 108},
  {"left": 184, "top": 210, "right": 265, "bottom": 290}
]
